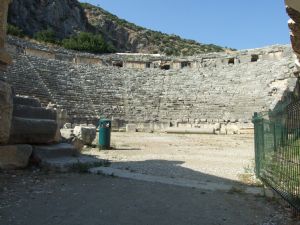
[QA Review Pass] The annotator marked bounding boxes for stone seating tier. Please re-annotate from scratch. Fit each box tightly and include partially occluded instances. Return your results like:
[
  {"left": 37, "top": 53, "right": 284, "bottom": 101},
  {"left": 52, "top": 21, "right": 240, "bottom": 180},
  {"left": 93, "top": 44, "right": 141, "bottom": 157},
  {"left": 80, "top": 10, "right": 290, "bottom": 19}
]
[{"left": 1, "top": 43, "right": 297, "bottom": 130}]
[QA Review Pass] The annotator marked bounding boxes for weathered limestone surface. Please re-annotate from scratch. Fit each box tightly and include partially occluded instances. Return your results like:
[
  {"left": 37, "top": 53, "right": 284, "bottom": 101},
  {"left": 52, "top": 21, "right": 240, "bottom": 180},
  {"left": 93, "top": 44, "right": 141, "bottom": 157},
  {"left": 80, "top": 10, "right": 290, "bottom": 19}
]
[
  {"left": 13, "top": 96, "right": 42, "bottom": 107},
  {"left": 13, "top": 104, "right": 57, "bottom": 120},
  {"left": 0, "top": 0, "right": 87, "bottom": 171},
  {"left": 73, "top": 125, "right": 96, "bottom": 145},
  {"left": 286, "top": 0, "right": 300, "bottom": 71},
  {"left": 60, "top": 128, "right": 74, "bottom": 140},
  {"left": 0, "top": 144, "right": 32, "bottom": 169},
  {"left": 0, "top": 0, "right": 12, "bottom": 71},
  {"left": 126, "top": 124, "right": 137, "bottom": 132},
  {"left": 60, "top": 128, "right": 84, "bottom": 153},
  {"left": 0, "top": 80, "right": 13, "bottom": 144},
  {"left": 9, "top": 117, "right": 59, "bottom": 144},
  {"left": 286, "top": 0, "right": 300, "bottom": 14},
  {"left": 8, "top": 0, "right": 89, "bottom": 39},
  {"left": 32, "top": 143, "right": 78, "bottom": 161},
  {"left": 165, "top": 127, "right": 215, "bottom": 135},
  {"left": 1, "top": 37, "right": 298, "bottom": 133}
]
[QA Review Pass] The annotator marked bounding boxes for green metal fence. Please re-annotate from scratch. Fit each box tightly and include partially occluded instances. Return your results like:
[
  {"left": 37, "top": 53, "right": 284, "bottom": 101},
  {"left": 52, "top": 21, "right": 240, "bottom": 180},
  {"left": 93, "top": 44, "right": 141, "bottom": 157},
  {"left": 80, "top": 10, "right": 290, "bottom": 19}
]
[{"left": 253, "top": 101, "right": 300, "bottom": 212}]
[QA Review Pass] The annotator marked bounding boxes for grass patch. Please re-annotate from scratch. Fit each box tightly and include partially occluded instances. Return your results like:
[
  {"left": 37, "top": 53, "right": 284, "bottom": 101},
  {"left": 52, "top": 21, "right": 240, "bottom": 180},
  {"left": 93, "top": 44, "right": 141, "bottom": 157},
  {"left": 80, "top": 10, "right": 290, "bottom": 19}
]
[
  {"left": 7, "top": 24, "right": 25, "bottom": 38},
  {"left": 71, "top": 160, "right": 111, "bottom": 173},
  {"left": 238, "top": 162, "right": 262, "bottom": 186},
  {"left": 227, "top": 186, "right": 245, "bottom": 194}
]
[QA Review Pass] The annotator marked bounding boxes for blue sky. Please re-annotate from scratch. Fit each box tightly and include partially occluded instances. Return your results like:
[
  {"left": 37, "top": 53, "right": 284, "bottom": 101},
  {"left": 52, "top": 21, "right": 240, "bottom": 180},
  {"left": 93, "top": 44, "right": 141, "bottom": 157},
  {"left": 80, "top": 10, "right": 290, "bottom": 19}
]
[{"left": 79, "top": 0, "right": 290, "bottom": 50}]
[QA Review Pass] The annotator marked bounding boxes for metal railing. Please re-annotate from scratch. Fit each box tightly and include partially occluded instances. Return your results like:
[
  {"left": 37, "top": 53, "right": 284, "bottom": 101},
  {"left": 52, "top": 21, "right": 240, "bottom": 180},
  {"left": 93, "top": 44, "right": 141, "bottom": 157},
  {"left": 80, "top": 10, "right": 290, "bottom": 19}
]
[{"left": 253, "top": 101, "right": 300, "bottom": 212}]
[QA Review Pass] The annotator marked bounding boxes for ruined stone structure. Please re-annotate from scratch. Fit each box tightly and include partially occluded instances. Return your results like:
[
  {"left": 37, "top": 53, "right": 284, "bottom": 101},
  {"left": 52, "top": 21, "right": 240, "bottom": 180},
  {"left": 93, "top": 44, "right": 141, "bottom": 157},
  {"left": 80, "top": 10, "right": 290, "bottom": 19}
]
[
  {"left": 286, "top": 0, "right": 300, "bottom": 72},
  {"left": 0, "top": 0, "right": 32, "bottom": 169},
  {"left": 0, "top": 0, "right": 12, "bottom": 71},
  {"left": 0, "top": 0, "right": 13, "bottom": 146},
  {"left": 0, "top": 2, "right": 92, "bottom": 170},
  {"left": 1, "top": 36, "right": 297, "bottom": 134}
]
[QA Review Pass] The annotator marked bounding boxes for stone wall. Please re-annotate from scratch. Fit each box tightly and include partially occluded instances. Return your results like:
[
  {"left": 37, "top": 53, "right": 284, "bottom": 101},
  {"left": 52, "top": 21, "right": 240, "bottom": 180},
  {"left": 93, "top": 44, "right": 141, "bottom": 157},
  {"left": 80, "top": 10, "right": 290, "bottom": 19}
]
[
  {"left": 1, "top": 37, "right": 298, "bottom": 133},
  {"left": 0, "top": 0, "right": 12, "bottom": 71},
  {"left": 286, "top": 0, "right": 300, "bottom": 71}
]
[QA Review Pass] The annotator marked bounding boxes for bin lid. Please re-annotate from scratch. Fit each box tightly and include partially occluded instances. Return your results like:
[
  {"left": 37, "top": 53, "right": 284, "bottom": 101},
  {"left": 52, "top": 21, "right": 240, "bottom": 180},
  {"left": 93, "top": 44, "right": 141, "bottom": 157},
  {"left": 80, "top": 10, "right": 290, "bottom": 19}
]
[{"left": 99, "top": 119, "right": 111, "bottom": 122}]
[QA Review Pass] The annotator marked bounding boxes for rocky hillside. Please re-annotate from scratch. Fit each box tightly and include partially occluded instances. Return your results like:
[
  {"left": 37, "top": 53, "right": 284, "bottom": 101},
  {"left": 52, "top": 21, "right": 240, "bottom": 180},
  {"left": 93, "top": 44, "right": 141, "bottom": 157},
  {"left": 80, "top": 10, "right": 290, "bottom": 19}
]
[
  {"left": 8, "top": 0, "right": 90, "bottom": 39},
  {"left": 8, "top": 0, "right": 227, "bottom": 55},
  {"left": 81, "top": 3, "right": 225, "bottom": 55}
]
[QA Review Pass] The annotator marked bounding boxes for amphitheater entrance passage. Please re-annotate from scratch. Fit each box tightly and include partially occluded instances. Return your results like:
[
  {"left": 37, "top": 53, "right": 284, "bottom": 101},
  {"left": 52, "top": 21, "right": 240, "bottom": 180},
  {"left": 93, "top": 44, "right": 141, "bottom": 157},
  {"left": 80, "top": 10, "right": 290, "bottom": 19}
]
[
  {"left": 112, "top": 61, "right": 123, "bottom": 67},
  {"left": 181, "top": 61, "right": 191, "bottom": 68},
  {"left": 160, "top": 64, "right": 171, "bottom": 70}
]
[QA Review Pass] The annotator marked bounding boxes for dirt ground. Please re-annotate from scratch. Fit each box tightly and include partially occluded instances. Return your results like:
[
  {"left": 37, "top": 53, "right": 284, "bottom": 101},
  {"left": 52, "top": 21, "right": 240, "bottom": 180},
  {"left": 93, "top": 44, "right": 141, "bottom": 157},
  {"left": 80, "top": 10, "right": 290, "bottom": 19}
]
[
  {"left": 1, "top": 132, "right": 299, "bottom": 225},
  {"left": 0, "top": 171, "right": 298, "bottom": 225},
  {"left": 88, "top": 132, "right": 256, "bottom": 185}
]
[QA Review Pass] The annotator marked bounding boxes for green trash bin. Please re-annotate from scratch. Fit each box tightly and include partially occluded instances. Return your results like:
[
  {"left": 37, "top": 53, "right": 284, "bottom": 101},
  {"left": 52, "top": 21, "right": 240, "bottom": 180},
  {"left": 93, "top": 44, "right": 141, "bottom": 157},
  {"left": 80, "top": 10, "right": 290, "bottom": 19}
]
[{"left": 98, "top": 119, "right": 111, "bottom": 150}]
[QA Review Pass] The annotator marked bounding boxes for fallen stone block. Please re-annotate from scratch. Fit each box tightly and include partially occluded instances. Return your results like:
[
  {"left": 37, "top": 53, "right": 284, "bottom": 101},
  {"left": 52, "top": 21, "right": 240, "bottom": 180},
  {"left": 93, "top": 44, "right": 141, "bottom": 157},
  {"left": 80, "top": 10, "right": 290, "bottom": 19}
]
[
  {"left": 69, "top": 137, "right": 84, "bottom": 153},
  {"left": 73, "top": 125, "right": 96, "bottom": 145},
  {"left": 165, "top": 128, "right": 215, "bottom": 134},
  {"left": 126, "top": 124, "right": 137, "bottom": 132},
  {"left": 239, "top": 128, "right": 254, "bottom": 134},
  {"left": 0, "top": 81, "right": 13, "bottom": 144},
  {"left": 226, "top": 124, "right": 240, "bottom": 135},
  {"left": 60, "top": 128, "right": 84, "bottom": 153},
  {"left": 219, "top": 127, "right": 227, "bottom": 135},
  {"left": 63, "top": 123, "right": 72, "bottom": 129},
  {"left": 136, "top": 123, "right": 154, "bottom": 133},
  {"left": 60, "top": 128, "right": 74, "bottom": 140},
  {"left": 0, "top": 145, "right": 32, "bottom": 169}
]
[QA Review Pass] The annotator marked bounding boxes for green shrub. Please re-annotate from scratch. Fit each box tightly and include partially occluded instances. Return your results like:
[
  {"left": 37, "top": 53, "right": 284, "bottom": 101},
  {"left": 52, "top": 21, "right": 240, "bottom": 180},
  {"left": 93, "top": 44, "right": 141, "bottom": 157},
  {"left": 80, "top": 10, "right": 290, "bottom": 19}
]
[
  {"left": 34, "top": 29, "right": 58, "bottom": 44},
  {"left": 62, "top": 32, "right": 115, "bottom": 53},
  {"left": 79, "top": 2, "right": 91, "bottom": 9},
  {"left": 7, "top": 24, "right": 24, "bottom": 38}
]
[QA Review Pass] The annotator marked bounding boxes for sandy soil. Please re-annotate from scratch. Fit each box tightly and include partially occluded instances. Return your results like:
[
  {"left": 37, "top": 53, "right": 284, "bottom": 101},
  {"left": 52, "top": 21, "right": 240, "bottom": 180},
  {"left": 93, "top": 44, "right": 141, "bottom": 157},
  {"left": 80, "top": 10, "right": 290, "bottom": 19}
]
[{"left": 88, "top": 132, "right": 256, "bottom": 184}]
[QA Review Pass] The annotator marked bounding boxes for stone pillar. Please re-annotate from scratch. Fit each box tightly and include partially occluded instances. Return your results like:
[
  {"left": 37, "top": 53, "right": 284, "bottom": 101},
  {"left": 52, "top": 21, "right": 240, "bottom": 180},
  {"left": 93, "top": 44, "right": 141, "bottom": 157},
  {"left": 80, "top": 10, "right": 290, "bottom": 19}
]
[
  {"left": 0, "top": 0, "right": 12, "bottom": 71},
  {"left": 285, "top": 0, "right": 300, "bottom": 71},
  {"left": 0, "top": 82, "right": 13, "bottom": 144},
  {"left": 0, "top": 0, "right": 13, "bottom": 144}
]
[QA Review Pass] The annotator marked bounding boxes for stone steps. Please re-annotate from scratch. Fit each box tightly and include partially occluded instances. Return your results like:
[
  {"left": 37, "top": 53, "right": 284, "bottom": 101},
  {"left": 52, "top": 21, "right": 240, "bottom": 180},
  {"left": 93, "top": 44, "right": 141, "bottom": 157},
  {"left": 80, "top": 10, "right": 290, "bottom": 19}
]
[
  {"left": 3, "top": 45, "right": 295, "bottom": 126},
  {"left": 32, "top": 143, "right": 78, "bottom": 160},
  {"left": 9, "top": 117, "right": 59, "bottom": 144},
  {"left": 13, "top": 97, "right": 42, "bottom": 109},
  {"left": 13, "top": 104, "right": 57, "bottom": 120},
  {"left": 38, "top": 155, "right": 106, "bottom": 172}
]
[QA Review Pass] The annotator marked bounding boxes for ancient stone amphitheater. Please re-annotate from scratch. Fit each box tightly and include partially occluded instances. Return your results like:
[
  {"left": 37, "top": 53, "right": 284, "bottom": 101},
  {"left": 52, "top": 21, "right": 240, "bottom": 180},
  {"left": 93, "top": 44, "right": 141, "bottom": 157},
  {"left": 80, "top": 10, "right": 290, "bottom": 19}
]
[{"left": 1, "top": 36, "right": 298, "bottom": 134}]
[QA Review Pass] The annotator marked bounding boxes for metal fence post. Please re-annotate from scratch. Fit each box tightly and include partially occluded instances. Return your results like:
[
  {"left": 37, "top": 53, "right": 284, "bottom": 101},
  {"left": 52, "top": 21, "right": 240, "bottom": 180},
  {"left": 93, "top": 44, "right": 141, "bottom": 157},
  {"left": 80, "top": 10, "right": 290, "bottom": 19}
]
[
  {"left": 254, "top": 102, "right": 300, "bottom": 212},
  {"left": 252, "top": 112, "right": 264, "bottom": 178}
]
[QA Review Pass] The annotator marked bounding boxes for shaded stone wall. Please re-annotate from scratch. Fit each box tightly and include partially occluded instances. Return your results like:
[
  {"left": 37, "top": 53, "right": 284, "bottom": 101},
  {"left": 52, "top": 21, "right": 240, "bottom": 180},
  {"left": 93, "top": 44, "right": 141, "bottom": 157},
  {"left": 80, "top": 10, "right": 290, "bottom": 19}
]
[
  {"left": 0, "top": 0, "right": 13, "bottom": 144},
  {"left": 1, "top": 38, "right": 297, "bottom": 132},
  {"left": 0, "top": 0, "right": 12, "bottom": 71},
  {"left": 286, "top": 0, "right": 300, "bottom": 71}
]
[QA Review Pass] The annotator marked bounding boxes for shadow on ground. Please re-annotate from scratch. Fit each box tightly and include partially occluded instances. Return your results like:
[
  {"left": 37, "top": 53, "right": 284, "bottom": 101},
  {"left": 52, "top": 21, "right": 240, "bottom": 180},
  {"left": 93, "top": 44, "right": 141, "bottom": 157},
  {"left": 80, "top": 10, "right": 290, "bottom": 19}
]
[
  {"left": 0, "top": 167, "right": 294, "bottom": 225},
  {"left": 104, "top": 159, "right": 250, "bottom": 187}
]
